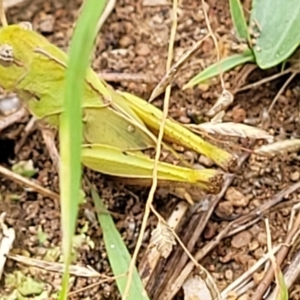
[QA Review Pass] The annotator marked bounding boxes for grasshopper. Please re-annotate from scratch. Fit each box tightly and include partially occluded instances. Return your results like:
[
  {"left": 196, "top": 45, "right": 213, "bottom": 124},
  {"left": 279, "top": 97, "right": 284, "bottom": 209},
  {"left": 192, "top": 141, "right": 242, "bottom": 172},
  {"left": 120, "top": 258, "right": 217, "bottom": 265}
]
[{"left": 0, "top": 22, "right": 236, "bottom": 194}]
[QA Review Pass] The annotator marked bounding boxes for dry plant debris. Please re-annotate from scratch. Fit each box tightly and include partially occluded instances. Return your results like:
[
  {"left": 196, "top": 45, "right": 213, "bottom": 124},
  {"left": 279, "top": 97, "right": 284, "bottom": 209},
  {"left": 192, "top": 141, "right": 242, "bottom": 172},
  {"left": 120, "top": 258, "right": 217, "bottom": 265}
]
[{"left": 0, "top": 0, "right": 300, "bottom": 299}]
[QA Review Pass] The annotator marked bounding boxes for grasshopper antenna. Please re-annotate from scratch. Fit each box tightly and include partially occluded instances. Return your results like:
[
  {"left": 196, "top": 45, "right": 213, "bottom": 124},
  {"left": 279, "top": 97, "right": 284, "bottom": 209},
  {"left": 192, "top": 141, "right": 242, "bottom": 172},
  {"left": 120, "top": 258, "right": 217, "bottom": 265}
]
[{"left": 0, "top": 0, "right": 8, "bottom": 27}]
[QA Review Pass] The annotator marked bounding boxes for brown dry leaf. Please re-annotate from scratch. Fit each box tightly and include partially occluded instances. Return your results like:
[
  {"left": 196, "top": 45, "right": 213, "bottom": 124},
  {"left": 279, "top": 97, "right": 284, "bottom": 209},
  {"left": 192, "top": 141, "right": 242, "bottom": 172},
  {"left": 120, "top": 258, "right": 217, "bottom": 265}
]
[
  {"left": 210, "top": 110, "right": 225, "bottom": 124},
  {"left": 254, "top": 139, "right": 300, "bottom": 156},
  {"left": 150, "top": 220, "right": 176, "bottom": 258},
  {"left": 183, "top": 274, "right": 213, "bottom": 300},
  {"left": 9, "top": 254, "right": 100, "bottom": 277},
  {"left": 191, "top": 122, "right": 273, "bottom": 142},
  {"left": 206, "top": 89, "right": 234, "bottom": 117}
]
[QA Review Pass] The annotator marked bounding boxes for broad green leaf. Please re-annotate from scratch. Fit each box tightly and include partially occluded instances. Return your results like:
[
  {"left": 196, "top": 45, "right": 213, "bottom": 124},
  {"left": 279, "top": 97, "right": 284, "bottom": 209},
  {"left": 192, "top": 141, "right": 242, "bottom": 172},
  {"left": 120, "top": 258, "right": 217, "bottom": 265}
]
[
  {"left": 251, "top": 0, "right": 300, "bottom": 69},
  {"left": 91, "top": 188, "right": 150, "bottom": 300},
  {"left": 229, "top": 0, "right": 250, "bottom": 41},
  {"left": 183, "top": 48, "right": 254, "bottom": 88}
]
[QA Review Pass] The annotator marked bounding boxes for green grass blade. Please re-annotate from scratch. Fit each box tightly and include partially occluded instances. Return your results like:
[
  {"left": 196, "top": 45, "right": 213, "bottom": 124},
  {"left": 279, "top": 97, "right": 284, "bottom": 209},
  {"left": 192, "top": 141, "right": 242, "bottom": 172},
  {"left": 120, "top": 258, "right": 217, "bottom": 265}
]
[
  {"left": 183, "top": 48, "right": 254, "bottom": 89},
  {"left": 276, "top": 271, "right": 288, "bottom": 300},
  {"left": 59, "top": 0, "right": 107, "bottom": 298},
  {"left": 91, "top": 188, "right": 150, "bottom": 299},
  {"left": 229, "top": 0, "right": 250, "bottom": 41}
]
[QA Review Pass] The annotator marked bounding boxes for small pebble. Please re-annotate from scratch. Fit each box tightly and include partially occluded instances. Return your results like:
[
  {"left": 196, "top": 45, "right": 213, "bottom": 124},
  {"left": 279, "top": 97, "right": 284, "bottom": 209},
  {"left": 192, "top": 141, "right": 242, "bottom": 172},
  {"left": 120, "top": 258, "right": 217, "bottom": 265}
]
[
  {"left": 217, "top": 201, "right": 233, "bottom": 217},
  {"left": 248, "top": 241, "right": 259, "bottom": 251},
  {"left": 204, "top": 222, "right": 217, "bottom": 239},
  {"left": 225, "top": 187, "right": 249, "bottom": 207},
  {"left": 225, "top": 269, "right": 233, "bottom": 281},
  {"left": 238, "top": 294, "right": 250, "bottom": 300},
  {"left": 198, "top": 155, "right": 214, "bottom": 167},
  {"left": 119, "top": 35, "right": 135, "bottom": 48},
  {"left": 253, "top": 248, "right": 265, "bottom": 259},
  {"left": 235, "top": 253, "right": 252, "bottom": 265},
  {"left": 257, "top": 232, "right": 267, "bottom": 245},
  {"left": 135, "top": 43, "right": 151, "bottom": 56},
  {"left": 290, "top": 171, "right": 300, "bottom": 182},
  {"left": 39, "top": 14, "right": 55, "bottom": 33},
  {"left": 231, "top": 231, "right": 252, "bottom": 248},
  {"left": 249, "top": 224, "right": 261, "bottom": 236},
  {"left": 178, "top": 115, "right": 191, "bottom": 124},
  {"left": 232, "top": 106, "right": 246, "bottom": 123},
  {"left": 253, "top": 271, "right": 265, "bottom": 284},
  {"left": 247, "top": 258, "right": 257, "bottom": 269}
]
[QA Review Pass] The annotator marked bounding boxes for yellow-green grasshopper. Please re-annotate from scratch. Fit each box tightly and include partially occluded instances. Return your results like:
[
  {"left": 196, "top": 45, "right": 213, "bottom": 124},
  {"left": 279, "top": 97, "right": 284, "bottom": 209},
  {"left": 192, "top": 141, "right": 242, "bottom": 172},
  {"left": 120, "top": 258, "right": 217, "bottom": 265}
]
[{"left": 0, "top": 23, "right": 236, "bottom": 193}]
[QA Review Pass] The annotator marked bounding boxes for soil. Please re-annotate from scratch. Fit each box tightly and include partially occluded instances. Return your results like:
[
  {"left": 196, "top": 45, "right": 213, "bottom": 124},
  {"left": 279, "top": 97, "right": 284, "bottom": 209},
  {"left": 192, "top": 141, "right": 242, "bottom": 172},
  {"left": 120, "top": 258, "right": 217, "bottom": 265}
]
[{"left": 0, "top": 0, "right": 300, "bottom": 299}]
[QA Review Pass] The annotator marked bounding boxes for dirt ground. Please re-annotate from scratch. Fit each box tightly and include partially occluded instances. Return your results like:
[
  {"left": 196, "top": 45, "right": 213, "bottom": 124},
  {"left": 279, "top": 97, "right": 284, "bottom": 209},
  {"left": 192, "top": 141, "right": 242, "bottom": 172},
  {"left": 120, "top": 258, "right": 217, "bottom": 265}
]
[{"left": 0, "top": 0, "right": 300, "bottom": 299}]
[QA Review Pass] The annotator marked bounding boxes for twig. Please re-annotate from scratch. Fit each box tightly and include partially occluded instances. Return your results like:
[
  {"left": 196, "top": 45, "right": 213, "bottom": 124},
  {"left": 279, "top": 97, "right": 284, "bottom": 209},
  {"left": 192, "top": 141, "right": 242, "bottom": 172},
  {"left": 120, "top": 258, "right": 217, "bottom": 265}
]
[
  {"left": 266, "top": 250, "right": 300, "bottom": 300},
  {"left": 233, "top": 280, "right": 256, "bottom": 299},
  {"left": 96, "top": 0, "right": 116, "bottom": 32},
  {"left": 39, "top": 124, "right": 60, "bottom": 172},
  {"left": 0, "top": 0, "right": 8, "bottom": 26},
  {"left": 139, "top": 201, "right": 189, "bottom": 285},
  {"left": 268, "top": 72, "right": 297, "bottom": 113},
  {"left": 150, "top": 205, "right": 221, "bottom": 300},
  {"left": 122, "top": 0, "right": 178, "bottom": 298},
  {"left": 251, "top": 192, "right": 300, "bottom": 300},
  {"left": 0, "top": 107, "right": 27, "bottom": 132},
  {"left": 68, "top": 274, "right": 124, "bottom": 297},
  {"left": 9, "top": 254, "right": 102, "bottom": 277},
  {"left": 201, "top": 0, "right": 225, "bottom": 89},
  {"left": 232, "top": 64, "right": 257, "bottom": 92},
  {"left": 98, "top": 72, "right": 156, "bottom": 83},
  {"left": 0, "top": 213, "right": 15, "bottom": 280},
  {"left": 161, "top": 180, "right": 300, "bottom": 300},
  {"left": 221, "top": 244, "right": 281, "bottom": 299},
  {"left": 153, "top": 148, "right": 248, "bottom": 299},
  {"left": 0, "top": 164, "right": 60, "bottom": 201},
  {"left": 14, "top": 116, "right": 36, "bottom": 153},
  {"left": 225, "top": 217, "right": 261, "bottom": 238},
  {"left": 150, "top": 33, "right": 210, "bottom": 101},
  {"left": 3, "top": 0, "right": 27, "bottom": 8},
  {"left": 237, "top": 67, "right": 293, "bottom": 93}
]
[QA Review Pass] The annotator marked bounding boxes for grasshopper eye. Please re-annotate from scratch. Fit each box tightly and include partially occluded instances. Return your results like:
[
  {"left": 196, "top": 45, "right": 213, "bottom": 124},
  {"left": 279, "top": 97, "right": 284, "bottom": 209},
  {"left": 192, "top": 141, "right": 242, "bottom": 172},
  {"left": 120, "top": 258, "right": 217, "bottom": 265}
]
[{"left": 0, "top": 44, "right": 14, "bottom": 65}]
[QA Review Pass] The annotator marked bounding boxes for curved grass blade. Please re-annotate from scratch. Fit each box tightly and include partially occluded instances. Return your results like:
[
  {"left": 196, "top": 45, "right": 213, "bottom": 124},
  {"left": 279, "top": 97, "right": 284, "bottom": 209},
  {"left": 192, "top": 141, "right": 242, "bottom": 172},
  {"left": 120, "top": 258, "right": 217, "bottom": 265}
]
[
  {"left": 59, "top": 0, "right": 107, "bottom": 298},
  {"left": 229, "top": 0, "right": 250, "bottom": 41},
  {"left": 91, "top": 188, "right": 150, "bottom": 299},
  {"left": 183, "top": 48, "right": 254, "bottom": 89}
]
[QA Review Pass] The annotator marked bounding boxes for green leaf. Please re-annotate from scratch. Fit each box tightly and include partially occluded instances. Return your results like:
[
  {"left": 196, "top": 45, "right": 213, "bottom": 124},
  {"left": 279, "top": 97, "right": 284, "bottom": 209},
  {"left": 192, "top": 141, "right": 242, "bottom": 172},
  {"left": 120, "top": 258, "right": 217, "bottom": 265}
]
[
  {"left": 58, "top": 0, "right": 107, "bottom": 299},
  {"left": 91, "top": 188, "right": 150, "bottom": 300},
  {"left": 12, "top": 160, "right": 37, "bottom": 178},
  {"left": 276, "top": 271, "right": 289, "bottom": 300},
  {"left": 183, "top": 48, "right": 254, "bottom": 88},
  {"left": 229, "top": 0, "right": 250, "bottom": 41},
  {"left": 251, "top": 0, "right": 300, "bottom": 69},
  {"left": 5, "top": 272, "right": 45, "bottom": 297}
]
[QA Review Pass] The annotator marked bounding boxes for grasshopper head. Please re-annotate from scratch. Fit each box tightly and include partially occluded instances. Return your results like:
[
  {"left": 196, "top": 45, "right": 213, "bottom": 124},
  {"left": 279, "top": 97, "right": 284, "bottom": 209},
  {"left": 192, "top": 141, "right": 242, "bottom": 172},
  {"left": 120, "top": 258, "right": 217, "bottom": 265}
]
[
  {"left": 0, "top": 23, "right": 67, "bottom": 92},
  {"left": 0, "top": 23, "right": 36, "bottom": 91}
]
